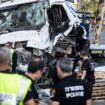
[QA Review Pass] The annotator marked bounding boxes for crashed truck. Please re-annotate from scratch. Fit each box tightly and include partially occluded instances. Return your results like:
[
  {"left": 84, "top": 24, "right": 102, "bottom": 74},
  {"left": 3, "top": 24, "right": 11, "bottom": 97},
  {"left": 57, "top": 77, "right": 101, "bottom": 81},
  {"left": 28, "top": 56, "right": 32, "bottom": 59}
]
[
  {"left": 0, "top": 0, "right": 87, "bottom": 103},
  {"left": 0, "top": 0, "right": 87, "bottom": 55}
]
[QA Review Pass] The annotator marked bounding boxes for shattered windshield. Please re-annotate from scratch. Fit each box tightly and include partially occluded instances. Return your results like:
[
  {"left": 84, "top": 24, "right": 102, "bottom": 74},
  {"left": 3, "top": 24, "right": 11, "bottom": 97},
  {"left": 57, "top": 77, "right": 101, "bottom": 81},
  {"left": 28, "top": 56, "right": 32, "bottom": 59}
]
[{"left": 0, "top": 1, "right": 48, "bottom": 33}]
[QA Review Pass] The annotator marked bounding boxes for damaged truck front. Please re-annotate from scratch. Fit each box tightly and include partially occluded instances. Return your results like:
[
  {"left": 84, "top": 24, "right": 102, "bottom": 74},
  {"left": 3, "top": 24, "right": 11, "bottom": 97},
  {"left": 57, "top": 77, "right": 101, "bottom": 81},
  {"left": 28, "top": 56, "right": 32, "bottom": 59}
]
[
  {"left": 0, "top": 0, "right": 88, "bottom": 102},
  {"left": 0, "top": 0, "right": 84, "bottom": 55}
]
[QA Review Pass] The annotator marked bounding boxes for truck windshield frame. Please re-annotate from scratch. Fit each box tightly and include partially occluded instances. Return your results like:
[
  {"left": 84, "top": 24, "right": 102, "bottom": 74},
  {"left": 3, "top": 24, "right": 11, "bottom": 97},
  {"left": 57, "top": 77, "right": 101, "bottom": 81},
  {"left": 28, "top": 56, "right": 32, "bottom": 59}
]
[{"left": 0, "top": 1, "right": 46, "bottom": 33}]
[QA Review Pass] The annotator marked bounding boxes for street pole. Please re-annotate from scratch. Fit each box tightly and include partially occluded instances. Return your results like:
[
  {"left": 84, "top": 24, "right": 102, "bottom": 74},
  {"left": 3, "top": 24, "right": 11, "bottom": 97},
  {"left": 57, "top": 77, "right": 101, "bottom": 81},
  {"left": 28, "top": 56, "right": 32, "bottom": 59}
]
[{"left": 99, "top": 0, "right": 105, "bottom": 43}]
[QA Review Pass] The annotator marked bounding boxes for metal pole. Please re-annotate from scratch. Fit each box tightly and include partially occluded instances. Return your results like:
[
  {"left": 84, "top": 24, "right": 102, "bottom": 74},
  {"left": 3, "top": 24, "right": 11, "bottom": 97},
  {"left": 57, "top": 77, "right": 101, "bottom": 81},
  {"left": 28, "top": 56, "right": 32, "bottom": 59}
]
[{"left": 99, "top": 0, "right": 105, "bottom": 43}]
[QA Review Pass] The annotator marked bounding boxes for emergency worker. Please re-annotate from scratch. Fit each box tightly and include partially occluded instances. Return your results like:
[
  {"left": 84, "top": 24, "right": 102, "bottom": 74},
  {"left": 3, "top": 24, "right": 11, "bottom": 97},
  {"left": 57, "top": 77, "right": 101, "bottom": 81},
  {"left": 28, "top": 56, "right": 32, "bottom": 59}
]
[
  {"left": 5, "top": 42, "right": 17, "bottom": 71},
  {"left": 80, "top": 50, "right": 95, "bottom": 98},
  {"left": 25, "top": 56, "right": 44, "bottom": 104},
  {"left": 0, "top": 47, "right": 44, "bottom": 105},
  {"left": 5, "top": 42, "right": 14, "bottom": 58},
  {"left": 51, "top": 57, "right": 92, "bottom": 105}
]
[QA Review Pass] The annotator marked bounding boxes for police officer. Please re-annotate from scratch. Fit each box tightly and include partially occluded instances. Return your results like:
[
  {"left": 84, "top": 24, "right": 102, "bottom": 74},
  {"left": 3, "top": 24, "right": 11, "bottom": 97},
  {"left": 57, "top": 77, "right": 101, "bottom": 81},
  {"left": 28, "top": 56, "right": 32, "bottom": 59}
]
[
  {"left": 51, "top": 57, "right": 92, "bottom": 105},
  {"left": 80, "top": 50, "right": 95, "bottom": 98},
  {"left": 24, "top": 56, "right": 44, "bottom": 104},
  {"left": 0, "top": 47, "right": 44, "bottom": 105}
]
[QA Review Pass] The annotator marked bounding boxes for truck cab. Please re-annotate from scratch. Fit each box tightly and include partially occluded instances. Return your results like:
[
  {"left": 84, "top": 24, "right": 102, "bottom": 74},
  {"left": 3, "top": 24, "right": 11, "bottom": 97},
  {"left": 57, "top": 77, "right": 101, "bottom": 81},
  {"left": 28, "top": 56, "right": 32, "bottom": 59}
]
[{"left": 0, "top": 0, "right": 81, "bottom": 54}]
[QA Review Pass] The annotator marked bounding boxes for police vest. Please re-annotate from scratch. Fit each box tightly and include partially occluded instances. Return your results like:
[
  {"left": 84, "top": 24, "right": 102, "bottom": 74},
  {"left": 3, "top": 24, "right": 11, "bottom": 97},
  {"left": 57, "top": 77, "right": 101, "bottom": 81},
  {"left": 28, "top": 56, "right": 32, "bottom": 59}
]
[{"left": 0, "top": 73, "right": 32, "bottom": 105}]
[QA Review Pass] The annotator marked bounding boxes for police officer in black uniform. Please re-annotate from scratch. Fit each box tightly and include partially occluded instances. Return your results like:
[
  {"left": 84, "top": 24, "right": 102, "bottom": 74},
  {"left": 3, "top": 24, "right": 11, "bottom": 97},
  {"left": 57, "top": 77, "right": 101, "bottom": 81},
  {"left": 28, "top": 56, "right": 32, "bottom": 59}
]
[
  {"left": 51, "top": 57, "right": 92, "bottom": 105},
  {"left": 80, "top": 50, "right": 95, "bottom": 99}
]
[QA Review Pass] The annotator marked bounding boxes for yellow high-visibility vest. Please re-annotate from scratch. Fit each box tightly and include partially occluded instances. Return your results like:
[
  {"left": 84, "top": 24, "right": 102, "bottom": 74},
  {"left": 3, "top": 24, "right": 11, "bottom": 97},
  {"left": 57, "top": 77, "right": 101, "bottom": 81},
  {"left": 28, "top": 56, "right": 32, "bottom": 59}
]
[{"left": 0, "top": 73, "right": 32, "bottom": 105}]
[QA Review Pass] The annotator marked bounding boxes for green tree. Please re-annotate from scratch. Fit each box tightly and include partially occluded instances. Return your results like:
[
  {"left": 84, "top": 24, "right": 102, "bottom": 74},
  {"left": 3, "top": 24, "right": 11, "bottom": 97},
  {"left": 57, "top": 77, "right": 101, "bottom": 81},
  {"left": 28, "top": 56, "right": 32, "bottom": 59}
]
[{"left": 86, "top": 0, "right": 104, "bottom": 16}]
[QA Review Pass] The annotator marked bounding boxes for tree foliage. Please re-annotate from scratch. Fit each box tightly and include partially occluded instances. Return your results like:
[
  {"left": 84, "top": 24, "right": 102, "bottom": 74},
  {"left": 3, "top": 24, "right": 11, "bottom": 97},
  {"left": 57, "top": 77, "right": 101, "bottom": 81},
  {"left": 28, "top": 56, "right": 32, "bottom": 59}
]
[
  {"left": 85, "top": 0, "right": 104, "bottom": 16},
  {"left": 77, "top": 0, "right": 104, "bottom": 16}
]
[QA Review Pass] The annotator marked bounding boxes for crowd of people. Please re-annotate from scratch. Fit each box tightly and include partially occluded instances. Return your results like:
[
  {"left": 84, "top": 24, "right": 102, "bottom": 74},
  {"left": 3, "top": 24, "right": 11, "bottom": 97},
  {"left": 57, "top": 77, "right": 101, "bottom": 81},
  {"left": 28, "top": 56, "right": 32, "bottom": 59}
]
[{"left": 0, "top": 41, "right": 95, "bottom": 105}]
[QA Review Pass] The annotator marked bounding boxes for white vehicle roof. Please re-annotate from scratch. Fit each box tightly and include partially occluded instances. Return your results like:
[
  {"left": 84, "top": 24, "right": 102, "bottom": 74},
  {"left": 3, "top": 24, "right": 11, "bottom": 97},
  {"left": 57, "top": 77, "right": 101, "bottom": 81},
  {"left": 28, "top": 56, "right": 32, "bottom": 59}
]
[
  {"left": 0, "top": 0, "right": 77, "bottom": 8},
  {"left": 49, "top": 0, "right": 77, "bottom": 5},
  {"left": 49, "top": 0, "right": 65, "bottom": 5},
  {"left": 0, "top": 0, "right": 43, "bottom": 8}
]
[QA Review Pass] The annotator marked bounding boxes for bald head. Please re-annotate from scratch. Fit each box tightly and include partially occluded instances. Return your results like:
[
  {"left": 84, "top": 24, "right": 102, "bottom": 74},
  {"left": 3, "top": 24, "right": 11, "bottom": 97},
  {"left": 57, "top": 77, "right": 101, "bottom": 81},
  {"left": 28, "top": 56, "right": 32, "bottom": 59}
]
[{"left": 0, "top": 47, "right": 11, "bottom": 65}]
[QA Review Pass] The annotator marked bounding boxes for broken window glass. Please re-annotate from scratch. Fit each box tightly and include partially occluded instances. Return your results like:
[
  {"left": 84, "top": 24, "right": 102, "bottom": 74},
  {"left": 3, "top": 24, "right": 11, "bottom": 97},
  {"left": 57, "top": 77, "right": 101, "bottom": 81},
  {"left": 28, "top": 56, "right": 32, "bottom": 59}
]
[
  {"left": 0, "top": 1, "right": 47, "bottom": 32},
  {"left": 47, "top": 5, "right": 69, "bottom": 38}
]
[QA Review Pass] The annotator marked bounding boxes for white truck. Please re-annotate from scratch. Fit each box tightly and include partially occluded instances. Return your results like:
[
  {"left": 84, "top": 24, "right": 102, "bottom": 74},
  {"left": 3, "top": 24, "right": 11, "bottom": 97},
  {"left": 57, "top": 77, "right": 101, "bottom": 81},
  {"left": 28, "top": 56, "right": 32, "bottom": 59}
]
[
  {"left": 0, "top": 0, "right": 82, "bottom": 55},
  {"left": 0, "top": 0, "right": 88, "bottom": 102}
]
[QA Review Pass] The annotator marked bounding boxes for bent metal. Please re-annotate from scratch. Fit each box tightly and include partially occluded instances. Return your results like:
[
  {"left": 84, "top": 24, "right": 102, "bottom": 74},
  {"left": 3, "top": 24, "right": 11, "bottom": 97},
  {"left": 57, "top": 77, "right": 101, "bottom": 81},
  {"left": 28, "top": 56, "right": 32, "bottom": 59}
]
[{"left": 0, "top": 0, "right": 13, "bottom": 3}]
